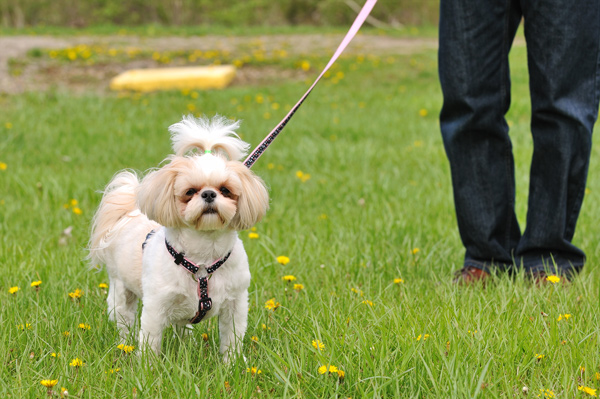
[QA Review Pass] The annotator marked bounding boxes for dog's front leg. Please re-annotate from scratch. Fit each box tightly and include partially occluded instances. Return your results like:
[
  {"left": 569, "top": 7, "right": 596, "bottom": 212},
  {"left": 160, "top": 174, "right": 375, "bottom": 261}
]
[
  {"left": 139, "top": 302, "right": 166, "bottom": 355},
  {"left": 219, "top": 290, "right": 248, "bottom": 363}
]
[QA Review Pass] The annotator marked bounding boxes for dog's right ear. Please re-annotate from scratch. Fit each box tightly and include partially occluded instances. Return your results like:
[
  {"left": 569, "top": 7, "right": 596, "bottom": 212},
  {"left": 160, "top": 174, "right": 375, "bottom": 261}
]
[{"left": 137, "top": 157, "right": 189, "bottom": 227}]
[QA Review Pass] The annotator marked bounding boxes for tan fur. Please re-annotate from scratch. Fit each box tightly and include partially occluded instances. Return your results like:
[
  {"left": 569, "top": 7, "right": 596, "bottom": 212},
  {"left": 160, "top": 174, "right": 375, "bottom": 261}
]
[
  {"left": 88, "top": 171, "right": 140, "bottom": 266},
  {"left": 226, "top": 161, "right": 270, "bottom": 230},
  {"left": 136, "top": 157, "right": 193, "bottom": 228}
]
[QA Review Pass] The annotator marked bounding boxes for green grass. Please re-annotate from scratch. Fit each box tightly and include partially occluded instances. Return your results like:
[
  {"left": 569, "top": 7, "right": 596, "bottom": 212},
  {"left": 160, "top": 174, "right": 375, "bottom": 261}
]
[{"left": 1, "top": 39, "right": 600, "bottom": 398}]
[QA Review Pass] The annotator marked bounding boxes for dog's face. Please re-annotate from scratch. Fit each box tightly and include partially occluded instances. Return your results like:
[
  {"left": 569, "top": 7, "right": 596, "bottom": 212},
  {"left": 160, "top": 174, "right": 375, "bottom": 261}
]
[
  {"left": 174, "top": 156, "right": 241, "bottom": 230},
  {"left": 137, "top": 155, "right": 269, "bottom": 231}
]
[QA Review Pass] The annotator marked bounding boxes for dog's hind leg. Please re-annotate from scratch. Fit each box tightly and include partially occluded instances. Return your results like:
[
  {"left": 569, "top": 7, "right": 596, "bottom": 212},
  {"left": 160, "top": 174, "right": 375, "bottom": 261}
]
[{"left": 107, "top": 278, "right": 138, "bottom": 342}]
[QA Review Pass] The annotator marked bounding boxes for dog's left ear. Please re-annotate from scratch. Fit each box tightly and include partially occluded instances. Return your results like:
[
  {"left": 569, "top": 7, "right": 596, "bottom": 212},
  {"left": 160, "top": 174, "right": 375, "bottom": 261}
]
[{"left": 227, "top": 162, "right": 269, "bottom": 231}]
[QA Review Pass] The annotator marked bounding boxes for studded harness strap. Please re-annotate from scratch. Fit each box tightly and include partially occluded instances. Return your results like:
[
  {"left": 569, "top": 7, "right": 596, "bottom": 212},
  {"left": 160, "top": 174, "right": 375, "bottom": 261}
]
[{"left": 164, "top": 238, "right": 232, "bottom": 324}]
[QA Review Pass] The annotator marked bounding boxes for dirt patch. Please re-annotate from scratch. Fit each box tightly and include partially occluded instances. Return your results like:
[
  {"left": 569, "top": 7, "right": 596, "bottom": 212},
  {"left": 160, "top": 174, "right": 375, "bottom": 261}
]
[{"left": 0, "top": 34, "right": 437, "bottom": 94}]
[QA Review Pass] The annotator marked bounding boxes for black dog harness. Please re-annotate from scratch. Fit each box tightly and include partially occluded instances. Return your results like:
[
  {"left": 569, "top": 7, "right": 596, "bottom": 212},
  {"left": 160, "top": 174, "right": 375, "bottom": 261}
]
[
  {"left": 164, "top": 239, "right": 232, "bottom": 324},
  {"left": 141, "top": 230, "right": 231, "bottom": 324}
]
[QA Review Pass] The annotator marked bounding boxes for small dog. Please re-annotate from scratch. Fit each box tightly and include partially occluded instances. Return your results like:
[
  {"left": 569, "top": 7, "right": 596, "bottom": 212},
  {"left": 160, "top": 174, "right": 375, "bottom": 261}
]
[{"left": 88, "top": 115, "right": 269, "bottom": 360}]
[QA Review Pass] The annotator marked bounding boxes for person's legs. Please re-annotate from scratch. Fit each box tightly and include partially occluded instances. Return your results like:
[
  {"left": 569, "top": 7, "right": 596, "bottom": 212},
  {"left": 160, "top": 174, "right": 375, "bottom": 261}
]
[
  {"left": 439, "top": 0, "right": 523, "bottom": 273},
  {"left": 517, "top": 1, "right": 600, "bottom": 276}
]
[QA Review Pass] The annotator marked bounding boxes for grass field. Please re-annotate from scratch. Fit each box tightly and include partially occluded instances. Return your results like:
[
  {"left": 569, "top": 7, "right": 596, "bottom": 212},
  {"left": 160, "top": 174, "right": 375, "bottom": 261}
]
[{"left": 1, "top": 30, "right": 600, "bottom": 398}]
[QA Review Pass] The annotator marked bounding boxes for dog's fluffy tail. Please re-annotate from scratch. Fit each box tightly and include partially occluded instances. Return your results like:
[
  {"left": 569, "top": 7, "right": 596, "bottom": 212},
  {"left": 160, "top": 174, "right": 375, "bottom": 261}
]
[
  {"left": 88, "top": 171, "right": 141, "bottom": 268},
  {"left": 169, "top": 114, "right": 250, "bottom": 161}
]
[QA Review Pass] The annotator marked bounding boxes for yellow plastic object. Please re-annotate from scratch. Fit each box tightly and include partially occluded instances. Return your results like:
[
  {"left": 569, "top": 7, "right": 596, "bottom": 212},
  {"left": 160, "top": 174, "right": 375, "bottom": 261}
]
[{"left": 109, "top": 65, "right": 236, "bottom": 92}]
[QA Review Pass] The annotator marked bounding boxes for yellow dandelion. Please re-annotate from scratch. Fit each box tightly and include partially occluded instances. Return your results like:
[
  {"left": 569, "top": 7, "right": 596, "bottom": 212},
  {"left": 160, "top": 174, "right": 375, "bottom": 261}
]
[
  {"left": 248, "top": 232, "right": 259, "bottom": 239},
  {"left": 282, "top": 275, "right": 297, "bottom": 282},
  {"left": 276, "top": 256, "right": 290, "bottom": 265},
  {"left": 546, "top": 275, "right": 561, "bottom": 284},
  {"left": 300, "top": 60, "right": 310, "bottom": 71},
  {"left": 255, "top": 94, "right": 264, "bottom": 104},
  {"left": 536, "top": 353, "right": 545, "bottom": 360},
  {"left": 312, "top": 340, "right": 324, "bottom": 350},
  {"left": 69, "top": 199, "right": 78, "bottom": 206},
  {"left": 538, "top": 389, "right": 555, "bottom": 398},
  {"left": 51, "top": 352, "right": 60, "bottom": 358},
  {"left": 68, "top": 288, "right": 84, "bottom": 299},
  {"left": 295, "top": 170, "right": 311, "bottom": 182},
  {"left": 411, "top": 248, "right": 420, "bottom": 255},
  {"left": 117, "top": 344, "right": 135, "bottom": 354},
  {"left": 337, "top": 370, "right": 345, "bottom": 379},
  {"left": 16, "top": 323, "right": 32, "bottom": 330},
  {"left": 419, "top": 108, "right": 428, "bottom": 117},
  {"left": 318, "top": 213, "right": 328, "bottom": 220},
  {"left": 62, "top": 331, "right": 70, "bottom": 337},
  {"left": 351, "top": 287, "right": 364, "bottom": 296},
  {"left": 8, "top": 286, "right": 19, "bottom": 294},
  {"left": 251, "top": 336, "right": 258, "bottom": 343},
  {"left": 393, "top": 278, "right": 404, "bottom": 284},
  {"left": 293, "top": 283, "right": 304, "bottom": 291},
  {"left": 4, "top": 122, "right": 12, "bottom": 129},
  {"left": 106, "top": 368, "right": 121, "bottom": 374},
  {"left": 30, "top": 280, "right": 42, "bottom": 288},
  {"left": 361, "top": 300, "right": 373, "bottom": 307},
  {"left": 78, "top": 323, "right": 91, "bottom": 331},
  {"left": 69, "top": 358, "right": 84, "bottom": 367},
  {"left": 318, "top": 365, "right": 327, "bottom": 374},
  {"left": 328, "top": 365, "right": 338, "bottom": 373},
  {"left": 557, "top": 313, "right": 572, "bottom": 321},
  {"left": 0, "top": 162, "right": 7, "bottom": 171},
  {"left": 202, "top": 333, "right": 209, "bottom": 341},
  {"left": 265, "top": 298, "right": 280, "bottom": 311},
  {"left": 72, "top": 207, "right": 82, "bottom": 215},
  {"left": 40, "top": 379, "right": 58, "bottom": 388},
  {"left": 246, "top": 367, "right": 262, "bottom": 375},
  {"left": 98, "top": 283, "right": 108, "bottom": 289},
  {"left": 578, "top": 386, "right": 597, "bottom": 396}
]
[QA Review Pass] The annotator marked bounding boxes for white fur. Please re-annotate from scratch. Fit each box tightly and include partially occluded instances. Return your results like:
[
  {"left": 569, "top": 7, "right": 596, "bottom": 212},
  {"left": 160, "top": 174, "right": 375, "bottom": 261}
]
[
  {"left": 89, "top": 116, "right": 269, "bottom": 360},
  {"left": 169, "top": 115, "right": 250, "bottom": 160}
]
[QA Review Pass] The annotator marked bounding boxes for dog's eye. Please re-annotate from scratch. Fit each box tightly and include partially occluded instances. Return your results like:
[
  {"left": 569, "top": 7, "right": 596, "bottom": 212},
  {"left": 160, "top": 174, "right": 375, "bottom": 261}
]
[
  {"left": 185, "top": 188, "right": 197, "bottom": 196},
  {"left": 219, "top": 187, "right": 231, "bottom": 197}
]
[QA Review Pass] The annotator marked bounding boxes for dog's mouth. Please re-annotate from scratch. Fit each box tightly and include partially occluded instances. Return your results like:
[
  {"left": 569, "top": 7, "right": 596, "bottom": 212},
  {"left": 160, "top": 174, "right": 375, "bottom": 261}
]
[{"left": 202, "top": 208, "right": 218, "bottom": 215}]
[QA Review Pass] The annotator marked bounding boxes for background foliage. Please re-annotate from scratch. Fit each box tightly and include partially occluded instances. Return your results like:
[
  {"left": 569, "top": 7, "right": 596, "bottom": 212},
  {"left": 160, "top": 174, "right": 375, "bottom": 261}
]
[{"left": 0, "top": 0, "right": 439, "bottom": 29}]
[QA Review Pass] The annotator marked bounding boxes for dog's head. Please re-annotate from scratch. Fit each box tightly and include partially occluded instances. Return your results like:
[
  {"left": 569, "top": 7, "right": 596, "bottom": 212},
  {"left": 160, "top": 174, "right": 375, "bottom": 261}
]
[{"left": 137, "top": 115, "right": 269, "bottom": 231}]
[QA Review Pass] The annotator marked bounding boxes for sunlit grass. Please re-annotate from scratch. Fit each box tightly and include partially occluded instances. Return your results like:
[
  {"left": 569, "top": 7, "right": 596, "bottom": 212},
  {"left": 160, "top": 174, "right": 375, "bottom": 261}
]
[{"left": 1, "top": 38, "right": 600, "bottom": 398}]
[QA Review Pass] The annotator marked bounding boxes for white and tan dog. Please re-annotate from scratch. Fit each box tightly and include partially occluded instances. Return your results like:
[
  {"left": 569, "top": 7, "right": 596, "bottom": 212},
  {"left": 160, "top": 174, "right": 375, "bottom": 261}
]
[{"left": 88, "top": 115, "right": 269, "bottom": 360}]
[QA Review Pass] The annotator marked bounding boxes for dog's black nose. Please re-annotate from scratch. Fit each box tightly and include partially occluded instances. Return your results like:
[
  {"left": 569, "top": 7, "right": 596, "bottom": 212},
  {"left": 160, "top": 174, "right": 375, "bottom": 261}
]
[{"left": 201, "top": 190, "right": 217, "bottom": 203}]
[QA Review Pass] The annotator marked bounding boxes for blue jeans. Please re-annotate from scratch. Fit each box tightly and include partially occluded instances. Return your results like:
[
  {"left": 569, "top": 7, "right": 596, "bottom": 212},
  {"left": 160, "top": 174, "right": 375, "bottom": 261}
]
[{"left": 439, "top": 0, "right": 600, "bottom": 275}]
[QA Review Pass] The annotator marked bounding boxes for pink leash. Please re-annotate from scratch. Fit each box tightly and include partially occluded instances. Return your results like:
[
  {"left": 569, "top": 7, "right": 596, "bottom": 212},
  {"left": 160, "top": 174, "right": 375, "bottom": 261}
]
[{"left": 243, "top": 0, "right": 378, "bottom": 168}]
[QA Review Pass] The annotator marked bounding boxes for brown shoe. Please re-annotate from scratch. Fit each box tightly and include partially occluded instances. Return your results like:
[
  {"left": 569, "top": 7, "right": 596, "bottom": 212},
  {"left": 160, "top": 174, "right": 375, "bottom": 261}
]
[
  {"left": 453, "top": 266, "right": 490, "bottom": 285},
  {"left": 530, "top": 271, "right": 548, "bottom": 286}
]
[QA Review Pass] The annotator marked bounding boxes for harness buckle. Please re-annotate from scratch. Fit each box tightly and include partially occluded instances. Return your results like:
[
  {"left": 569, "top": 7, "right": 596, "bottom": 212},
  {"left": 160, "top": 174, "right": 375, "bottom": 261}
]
[{"left": 200, "top": 298, "right": 212, "bottom": 311}]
